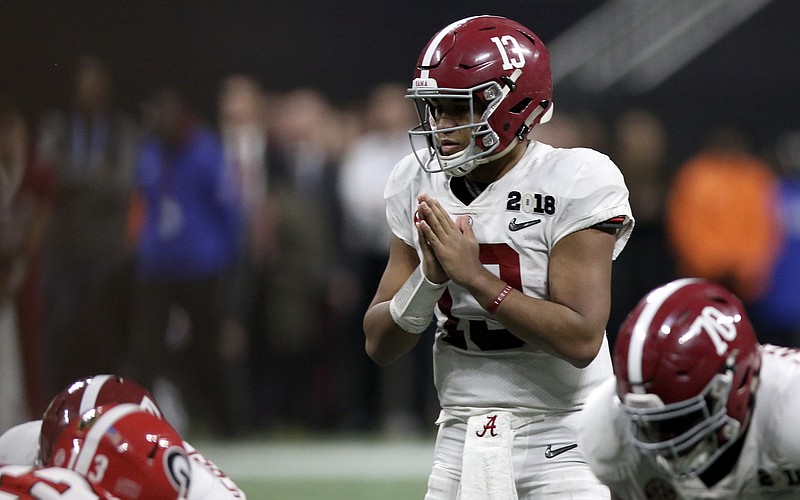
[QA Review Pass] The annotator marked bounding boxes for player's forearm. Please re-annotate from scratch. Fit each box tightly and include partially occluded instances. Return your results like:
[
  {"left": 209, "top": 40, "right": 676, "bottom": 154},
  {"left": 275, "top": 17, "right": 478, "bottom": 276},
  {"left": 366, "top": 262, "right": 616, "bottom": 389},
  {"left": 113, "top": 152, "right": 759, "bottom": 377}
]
[
  {"left": 461, "top": 271, "right": 605, "bottom": 367},
  {"left": 496, "top": 295, "right": 606, "bottom": 368},
  {"left": 363, "top": 301, "right": 422, "bottom": 366},
  {"left": 454, "top": 270, "right": 605, "bottom": 368}
]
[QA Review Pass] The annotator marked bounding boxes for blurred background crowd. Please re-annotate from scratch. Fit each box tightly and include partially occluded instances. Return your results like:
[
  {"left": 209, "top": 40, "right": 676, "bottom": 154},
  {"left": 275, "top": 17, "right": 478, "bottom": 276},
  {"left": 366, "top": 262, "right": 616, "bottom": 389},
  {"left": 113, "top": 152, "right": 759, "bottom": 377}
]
[{"left": 1, "top": 0, "right": 799, "bottom": 441}]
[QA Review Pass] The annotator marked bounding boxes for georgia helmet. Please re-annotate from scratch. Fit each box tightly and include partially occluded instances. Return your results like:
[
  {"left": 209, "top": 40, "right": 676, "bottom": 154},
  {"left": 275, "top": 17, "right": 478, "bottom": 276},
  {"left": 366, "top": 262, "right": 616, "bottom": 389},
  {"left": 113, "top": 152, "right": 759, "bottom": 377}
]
[
  {"left": 406, "top": 15, "right": 553, "bottom": 177},
  {"left": 40, "top": 374, "right": 163, "bottom": 465},
  {"left": 47, "top": 403, "right": 191, "bottom": 499},
  {"left": 614, "top": 278, "right": 762, "bottom": 478}
]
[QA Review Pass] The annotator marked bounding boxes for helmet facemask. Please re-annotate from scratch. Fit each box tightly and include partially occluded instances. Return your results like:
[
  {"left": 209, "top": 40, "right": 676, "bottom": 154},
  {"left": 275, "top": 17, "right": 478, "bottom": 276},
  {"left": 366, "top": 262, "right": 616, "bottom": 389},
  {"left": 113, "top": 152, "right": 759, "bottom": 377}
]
[
  {"left": 407, "top": 81, "right": 502, "bottom": 177},
  {"left": 621, "top": 362, "right": 743, "bottom": 479},
  {"left": 406, "top": 64, "right": 547, "bottom": 178}
]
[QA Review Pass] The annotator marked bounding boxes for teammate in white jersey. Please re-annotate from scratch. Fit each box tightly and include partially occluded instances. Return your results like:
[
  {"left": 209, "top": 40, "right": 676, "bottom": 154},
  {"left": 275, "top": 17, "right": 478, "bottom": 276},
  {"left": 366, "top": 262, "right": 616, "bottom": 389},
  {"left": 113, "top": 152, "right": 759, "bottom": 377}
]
[
  {"left": 0, "top": 374, "right": 245, "bottom": 499},
  {"left": 578, "top": 278, "right": 800, "bottom": 499},
  {"left": 363, "top": 15, "right": 633, "bottom": 499}
]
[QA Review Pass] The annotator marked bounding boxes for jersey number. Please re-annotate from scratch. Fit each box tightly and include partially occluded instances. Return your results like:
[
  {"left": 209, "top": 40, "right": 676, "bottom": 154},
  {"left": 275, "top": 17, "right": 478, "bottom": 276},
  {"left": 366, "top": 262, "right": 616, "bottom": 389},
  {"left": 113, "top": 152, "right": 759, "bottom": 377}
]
[
  {"left": 440, "top": 243, "right": 524, "bottom": 351},
  {"left": 0, "top": 466, "right": 100, "bottom": 499}
]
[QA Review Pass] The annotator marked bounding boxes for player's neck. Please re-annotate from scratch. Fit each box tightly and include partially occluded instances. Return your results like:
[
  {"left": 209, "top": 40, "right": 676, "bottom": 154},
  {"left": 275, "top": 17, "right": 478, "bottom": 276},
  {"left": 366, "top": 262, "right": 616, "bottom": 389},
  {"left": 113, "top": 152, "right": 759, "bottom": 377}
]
[{"left": 468, "top": 140, "right": 529, "bottom": 184}]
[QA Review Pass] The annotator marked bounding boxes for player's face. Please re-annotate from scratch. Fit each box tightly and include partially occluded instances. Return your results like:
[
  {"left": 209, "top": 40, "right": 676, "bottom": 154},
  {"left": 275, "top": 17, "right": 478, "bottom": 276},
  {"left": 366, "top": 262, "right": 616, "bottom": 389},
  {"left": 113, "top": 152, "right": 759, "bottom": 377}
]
[{"left": 427, "top": 98, "right": 485, "bottom": 156}]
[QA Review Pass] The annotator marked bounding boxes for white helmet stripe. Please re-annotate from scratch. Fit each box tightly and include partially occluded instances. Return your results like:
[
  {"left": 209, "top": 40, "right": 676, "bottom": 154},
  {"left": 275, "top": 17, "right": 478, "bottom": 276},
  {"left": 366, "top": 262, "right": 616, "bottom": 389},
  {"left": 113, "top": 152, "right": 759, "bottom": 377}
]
[
  {"left": 73, "top": 403, "right": 140, "bottom": 476},
  {"left": 79, "top": 375, "right": 113, "bottom": 415},
  {"left": 627, "top": 278, "right": 701, "bottom": 394},
  {"left": 419, "top": 16, "right": 481, "bottom": 80}
]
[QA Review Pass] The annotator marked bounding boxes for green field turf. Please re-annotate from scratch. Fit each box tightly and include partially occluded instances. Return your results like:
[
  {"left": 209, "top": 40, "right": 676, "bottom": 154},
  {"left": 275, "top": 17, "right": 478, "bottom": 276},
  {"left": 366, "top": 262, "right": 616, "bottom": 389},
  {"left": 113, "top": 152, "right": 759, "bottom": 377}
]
[
  {"left": 235, "top": 478, "right": 427, "bottom": 500},
  {"left": 193, "top": 436, "right": 433, "bottom": 499}
]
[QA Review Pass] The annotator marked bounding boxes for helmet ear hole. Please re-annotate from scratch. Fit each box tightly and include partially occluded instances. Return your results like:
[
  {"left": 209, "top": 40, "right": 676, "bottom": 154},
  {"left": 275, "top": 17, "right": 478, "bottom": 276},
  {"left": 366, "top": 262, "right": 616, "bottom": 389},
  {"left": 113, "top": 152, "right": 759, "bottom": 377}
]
[
  {"left": 509, "top": 97, "right": 532, "bottom": 115},
  {"left": 737, "top": 368, "right": 750, "bottom": 390}
]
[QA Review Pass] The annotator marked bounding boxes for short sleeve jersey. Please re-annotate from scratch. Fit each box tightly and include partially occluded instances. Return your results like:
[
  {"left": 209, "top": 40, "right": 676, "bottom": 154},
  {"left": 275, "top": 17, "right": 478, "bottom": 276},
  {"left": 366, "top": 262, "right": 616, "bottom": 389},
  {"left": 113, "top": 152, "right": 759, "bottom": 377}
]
[
  {"left": 385, "top": 141, "right": 634, "bottom": 419},
  {"left": 577, "top": 345, "right": 800, "bottom": 499},
  {"left": 0, "top": 465, "right": 116, "bottom": 499}
]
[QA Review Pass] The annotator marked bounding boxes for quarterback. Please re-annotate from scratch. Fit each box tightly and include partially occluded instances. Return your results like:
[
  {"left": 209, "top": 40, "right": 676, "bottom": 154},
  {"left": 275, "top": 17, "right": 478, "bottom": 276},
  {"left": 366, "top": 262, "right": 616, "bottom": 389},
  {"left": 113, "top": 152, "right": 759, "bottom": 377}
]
[
  {"left": 578, "top": 278, "right": 800, "bottom": 499},
  {"left": 363, "top": 15, "right": 633, "bottom": 499}
]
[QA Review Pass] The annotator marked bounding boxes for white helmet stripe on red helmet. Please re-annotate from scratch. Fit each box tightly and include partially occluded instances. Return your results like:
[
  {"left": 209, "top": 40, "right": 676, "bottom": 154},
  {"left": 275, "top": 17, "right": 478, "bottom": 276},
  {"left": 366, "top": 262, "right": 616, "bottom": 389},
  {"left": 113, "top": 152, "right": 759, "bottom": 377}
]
[
  {"left": 627, "top": 278, "right": 703, "bottom": 393},
  {"left": 418, "top": 16, "right": 481, "bottom": 79},
  {"left": 73, "top": 403, "right": 140, "bottom": 476},
  {"left": 79, "top": 374, "right": 114, "bottom": 416}
]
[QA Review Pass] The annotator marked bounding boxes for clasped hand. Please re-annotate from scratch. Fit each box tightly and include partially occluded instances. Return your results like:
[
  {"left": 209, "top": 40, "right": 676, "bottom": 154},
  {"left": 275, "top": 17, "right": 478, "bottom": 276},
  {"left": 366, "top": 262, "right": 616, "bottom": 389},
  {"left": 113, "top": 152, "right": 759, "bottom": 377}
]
[{"left": 415, "top": 193, "right": 482, "bottom": 287}]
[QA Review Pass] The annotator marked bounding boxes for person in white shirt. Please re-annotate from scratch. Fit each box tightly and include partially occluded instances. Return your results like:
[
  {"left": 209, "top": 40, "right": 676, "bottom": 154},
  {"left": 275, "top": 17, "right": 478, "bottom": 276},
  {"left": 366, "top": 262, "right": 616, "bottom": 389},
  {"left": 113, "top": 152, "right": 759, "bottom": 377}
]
[{"left": 578, "top": 278, "right": 800, "bottom": 499}]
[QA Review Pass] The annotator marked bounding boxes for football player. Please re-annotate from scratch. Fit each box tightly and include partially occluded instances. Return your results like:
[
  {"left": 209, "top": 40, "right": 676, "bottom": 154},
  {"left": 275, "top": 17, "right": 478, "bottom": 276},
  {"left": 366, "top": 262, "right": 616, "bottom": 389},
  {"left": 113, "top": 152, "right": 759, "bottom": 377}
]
[
  {"left": 363, "top": 15, "right": 633, "bottom": 499},
  {"left": 0, "top": 464, "right": 121, "bottom": 499},
  {"left": 577, "top": 278, "right": 800, "bottom": 498},
  {"left": 0, "top": 374, "right": 245, "bottom": 499},
  {"left": 49, "top": 403, "right": 192, "bottom": 499},
  {"left": 0, "top": 403, "right": 190, "bottom": 499}
]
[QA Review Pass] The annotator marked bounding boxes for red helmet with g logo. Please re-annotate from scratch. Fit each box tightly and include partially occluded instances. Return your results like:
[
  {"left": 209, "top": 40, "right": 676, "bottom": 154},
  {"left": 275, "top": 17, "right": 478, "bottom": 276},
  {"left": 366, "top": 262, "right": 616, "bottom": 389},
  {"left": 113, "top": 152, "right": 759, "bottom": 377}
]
[
  {"left": 40, "top": 375, "right": 163, "bottom": 465},
  {"left": 614, "top": 278, "right": 761, "bottom": 477},
  {"left": 48, "top": 403, "right": 191, "bottom": 499},
  {"left": 407, "top": 15, "right": 553, "bottom": 176}
]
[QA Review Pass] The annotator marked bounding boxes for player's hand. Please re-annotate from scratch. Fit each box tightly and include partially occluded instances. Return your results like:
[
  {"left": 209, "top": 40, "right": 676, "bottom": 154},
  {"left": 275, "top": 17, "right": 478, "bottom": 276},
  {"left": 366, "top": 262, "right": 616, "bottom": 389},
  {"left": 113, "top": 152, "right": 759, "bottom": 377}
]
[
  {"left": 415, "top": 196, "right": 448, "bottom": 284},
  {"left": 416, "top": 194, "right": 482, "bottom": 287}
]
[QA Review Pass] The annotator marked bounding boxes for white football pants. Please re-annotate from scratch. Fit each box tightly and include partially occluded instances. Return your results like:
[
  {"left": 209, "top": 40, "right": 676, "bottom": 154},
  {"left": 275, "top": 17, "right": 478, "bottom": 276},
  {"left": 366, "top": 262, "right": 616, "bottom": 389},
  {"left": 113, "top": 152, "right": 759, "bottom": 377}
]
[{"left": 424, "top": 410, "right": 611, "bottom": 499}]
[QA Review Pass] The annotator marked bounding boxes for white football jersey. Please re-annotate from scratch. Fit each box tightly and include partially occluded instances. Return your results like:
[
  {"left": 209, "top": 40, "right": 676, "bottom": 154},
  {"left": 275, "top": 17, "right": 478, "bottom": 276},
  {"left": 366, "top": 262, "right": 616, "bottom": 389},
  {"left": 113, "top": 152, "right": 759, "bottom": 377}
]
[
  {"left": 0, "top": 421, "right": 41, "bottom": 465},
  {"left": 0, "top": 464, "right": 116, "bottom": 499},
  {"left": 183, "top": 441, "right": 246, "bottom": 499},
  {"left": 385, "top": 141, "right": 633, "bottom": 419},
  {"left": 577, "top": 345, "right": 800, "bottom": 499},
  {"left": 0, "top": 420, "right": 246, "bottom": 499}
]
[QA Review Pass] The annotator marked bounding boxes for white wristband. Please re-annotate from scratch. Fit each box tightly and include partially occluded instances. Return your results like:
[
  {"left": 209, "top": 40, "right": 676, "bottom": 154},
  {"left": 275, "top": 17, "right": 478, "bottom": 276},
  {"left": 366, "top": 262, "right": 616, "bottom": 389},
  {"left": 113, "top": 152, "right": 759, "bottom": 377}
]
[{"left": 389, "top": 266, "right": 448, "bottom": 334}]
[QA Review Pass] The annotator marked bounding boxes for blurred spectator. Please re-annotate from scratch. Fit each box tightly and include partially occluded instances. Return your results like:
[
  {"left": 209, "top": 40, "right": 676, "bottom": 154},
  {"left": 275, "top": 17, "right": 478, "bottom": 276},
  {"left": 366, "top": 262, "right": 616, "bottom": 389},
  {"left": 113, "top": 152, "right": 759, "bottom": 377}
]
[
  {"left": 0, "top": 101, "right": 55, "bottom": 429},
  {"left": 269, "top": 89, "right": 340, "bottom": 201},
  {"left": 0, "top": 105, "right": 27, "bottom": 209},
  {"left": 665, "top": 125, "right": 780, "bottom": 303},
  {"left": 529, "top": 108, "right": 609, "bottom": 152},
  {"left": 334, "top": 82, "right": 435, "bottom": 434},
  {"left": 35, "top": 54, "right": 139, "bottom": 398},
  {"left": 217, "top": 74, "right": 276, "bottom": 428},
  {"left": 606, "top": 108, "right": 676, "bottom": 343},
  {"left": 122, "top": 86, "right": 242, "bottom": 438},
  {"left": 749, "top": 130, "right": 800, "bottom": 346},
  {"left": 257, "top": 88, "right": 340, "bottom": 430}
]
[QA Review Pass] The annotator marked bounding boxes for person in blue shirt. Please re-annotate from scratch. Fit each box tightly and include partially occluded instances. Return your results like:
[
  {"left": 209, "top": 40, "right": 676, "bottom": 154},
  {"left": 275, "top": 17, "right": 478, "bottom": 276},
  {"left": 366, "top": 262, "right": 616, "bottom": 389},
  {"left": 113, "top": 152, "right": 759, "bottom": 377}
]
[
  {"left": 750, "top": 130, "right": 800, "bottom": 347},
  {"left": 122, "top": 86, "right": 242, "bottom": 438}
]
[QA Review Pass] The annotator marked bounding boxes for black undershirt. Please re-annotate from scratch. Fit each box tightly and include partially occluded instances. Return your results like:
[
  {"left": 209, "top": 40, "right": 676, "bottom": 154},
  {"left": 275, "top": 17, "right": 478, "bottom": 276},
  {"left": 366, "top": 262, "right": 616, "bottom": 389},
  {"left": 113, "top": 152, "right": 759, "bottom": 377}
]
[{"left": 450, "top": 175, "right": 489, "bottom": 205}]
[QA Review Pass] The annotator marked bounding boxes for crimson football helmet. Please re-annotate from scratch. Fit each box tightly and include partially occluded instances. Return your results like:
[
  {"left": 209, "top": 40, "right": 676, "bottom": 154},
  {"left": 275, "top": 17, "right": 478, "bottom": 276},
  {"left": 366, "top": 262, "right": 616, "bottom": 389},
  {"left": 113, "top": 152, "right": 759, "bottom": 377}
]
[
  {"left": 614, "top": 278, "right": 762, "bottom": 478},
  {"left": 48, "top": 403, "right": 191, "bottom": 499},
  {"left": 40, "top": 375, "right": 163, "bottom": 466},
  {"left": 407, "top": 15, "right": 553, "bottom": 177}
]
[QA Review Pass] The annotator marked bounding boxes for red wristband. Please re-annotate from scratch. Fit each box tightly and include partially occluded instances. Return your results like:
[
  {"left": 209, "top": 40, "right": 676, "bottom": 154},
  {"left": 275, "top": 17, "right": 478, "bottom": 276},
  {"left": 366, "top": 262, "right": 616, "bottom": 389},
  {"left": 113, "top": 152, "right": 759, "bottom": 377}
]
[{"left": 487, "top": 284, "right": 513, "bottom": 315}]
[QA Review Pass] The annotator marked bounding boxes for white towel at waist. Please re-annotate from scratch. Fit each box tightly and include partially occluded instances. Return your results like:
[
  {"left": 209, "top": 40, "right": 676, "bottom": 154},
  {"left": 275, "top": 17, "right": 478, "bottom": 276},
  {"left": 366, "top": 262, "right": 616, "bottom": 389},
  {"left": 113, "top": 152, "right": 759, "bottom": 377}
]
[{"left": 459, "top": 411, "right": 518, "bottom": 500}]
